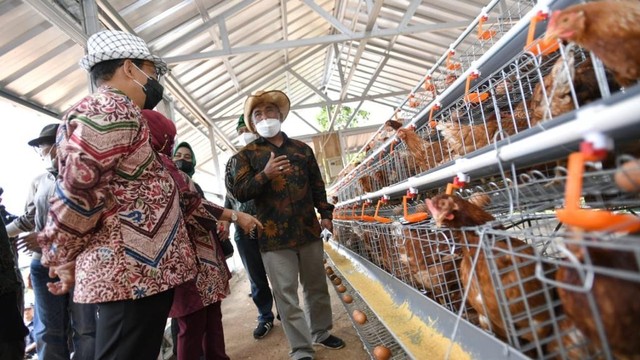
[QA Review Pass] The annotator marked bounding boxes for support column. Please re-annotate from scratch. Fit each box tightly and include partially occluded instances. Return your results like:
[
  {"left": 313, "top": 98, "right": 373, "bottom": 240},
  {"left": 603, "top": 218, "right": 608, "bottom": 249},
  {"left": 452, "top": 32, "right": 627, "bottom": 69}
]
[
  {"left": 81, "top": 0, "right": 100, "bottom": 93},
  {"left": 207, "top": 125, "right": 222, "bottom": 194}
]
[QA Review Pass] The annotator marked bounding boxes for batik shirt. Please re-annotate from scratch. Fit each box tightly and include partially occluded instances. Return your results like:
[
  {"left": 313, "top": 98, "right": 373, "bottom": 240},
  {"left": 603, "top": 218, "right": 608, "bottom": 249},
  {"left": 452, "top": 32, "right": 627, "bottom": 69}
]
[
  {"left": 38, "top": 86, "right": 197, "bottom": 304},
  {"left": 156, "top": 153, "right": 231, "bottom": 317},
  {"left": 230, "top": 133, "right": 334, "bottom": 252}
]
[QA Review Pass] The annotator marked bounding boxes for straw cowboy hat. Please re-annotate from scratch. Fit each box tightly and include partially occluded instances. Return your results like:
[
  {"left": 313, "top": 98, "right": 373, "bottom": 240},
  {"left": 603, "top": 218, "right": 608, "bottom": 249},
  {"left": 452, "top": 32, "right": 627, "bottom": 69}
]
[
  {"left": 79, "top": 30, "right": 168, "bottom": 76},
  {"left": 243, "top": 90, "right": 290, "bottom": 133}
]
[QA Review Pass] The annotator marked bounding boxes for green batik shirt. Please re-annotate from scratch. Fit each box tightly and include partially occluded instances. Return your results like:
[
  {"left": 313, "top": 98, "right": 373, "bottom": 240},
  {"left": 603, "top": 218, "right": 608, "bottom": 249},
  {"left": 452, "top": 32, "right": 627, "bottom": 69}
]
[{"left": 230, "top": 132, "right": 334, "bottom": 252}]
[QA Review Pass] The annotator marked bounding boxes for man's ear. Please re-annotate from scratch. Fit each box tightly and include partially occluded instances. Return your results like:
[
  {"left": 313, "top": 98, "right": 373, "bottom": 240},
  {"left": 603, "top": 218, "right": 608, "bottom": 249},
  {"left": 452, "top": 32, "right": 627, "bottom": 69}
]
[{"left": 122, "top": 59, "right": 136, "bottom": 80}]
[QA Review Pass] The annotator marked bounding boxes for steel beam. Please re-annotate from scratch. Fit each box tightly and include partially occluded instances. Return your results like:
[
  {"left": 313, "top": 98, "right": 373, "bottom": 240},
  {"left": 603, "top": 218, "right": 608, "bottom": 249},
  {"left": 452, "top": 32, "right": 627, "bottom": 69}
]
[
  {"left": 209, "top": 90, "right": 407, "bottom": 122},
  {"left": 301, "top": 0, "right": 353, "bottom": 35},
  {"left": 95, "top": 0, "right": 237, "bottom": 153},
  {"left": 157, "top": 0, "right": 257, "bottom": 53},
  {"left": 23, "top": 0, "right": 86, "bottom": 45},
  {"left": 194, "top": 0, "right": 241, "bottom": 92},
  {"left": 164, "top": 20, "right": 469, "bottom": 64}
]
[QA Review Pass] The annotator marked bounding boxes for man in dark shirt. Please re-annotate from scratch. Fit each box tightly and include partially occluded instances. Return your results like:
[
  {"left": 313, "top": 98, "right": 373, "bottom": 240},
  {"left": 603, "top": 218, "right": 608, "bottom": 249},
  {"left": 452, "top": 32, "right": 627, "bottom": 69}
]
[
  {"left": 224, "top": 115, "right": 275, "bottom": 339},
  {"left": 0, "top": 191, "right": 28, "bottom": 360},
  {"left": 230, "top": 90, "right": 344, "bottom": 360}
]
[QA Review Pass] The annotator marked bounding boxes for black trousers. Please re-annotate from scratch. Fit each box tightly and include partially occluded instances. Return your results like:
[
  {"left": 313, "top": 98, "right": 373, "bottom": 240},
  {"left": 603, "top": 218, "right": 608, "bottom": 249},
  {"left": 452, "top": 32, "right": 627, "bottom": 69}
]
[
  {"left": 0, "top": 291, "right": 27, "bottom": 360},
  {"left": 95, "top": 289, "right": 174, "bottom": 360}
]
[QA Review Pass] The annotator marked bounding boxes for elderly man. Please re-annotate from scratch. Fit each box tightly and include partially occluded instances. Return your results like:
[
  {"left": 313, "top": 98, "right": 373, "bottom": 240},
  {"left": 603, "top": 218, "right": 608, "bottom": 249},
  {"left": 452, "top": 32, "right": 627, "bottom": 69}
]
[
  {"left": 230, "top": 90, "right": 345, "bottom": 360},
  {"left": 37, "top": 30, "right": 198, "bottom": 360},
  {"left": 224, "top": 115, "right": 275, "bottom": 340}
]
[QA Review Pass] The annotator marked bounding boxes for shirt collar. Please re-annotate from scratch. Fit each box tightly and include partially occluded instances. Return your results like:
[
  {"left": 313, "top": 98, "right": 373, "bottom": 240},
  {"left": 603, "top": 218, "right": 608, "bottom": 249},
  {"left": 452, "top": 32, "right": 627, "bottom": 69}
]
[{"left": 256, "top": 131, "right": 289, "bottom": 144}]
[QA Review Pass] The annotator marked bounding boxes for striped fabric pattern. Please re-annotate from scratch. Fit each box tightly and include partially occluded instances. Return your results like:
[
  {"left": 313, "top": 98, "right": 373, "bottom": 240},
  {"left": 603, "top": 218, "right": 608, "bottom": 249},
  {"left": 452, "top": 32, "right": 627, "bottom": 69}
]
[{"left": 39, "top": 86, "right": 197, "bottom": 303}]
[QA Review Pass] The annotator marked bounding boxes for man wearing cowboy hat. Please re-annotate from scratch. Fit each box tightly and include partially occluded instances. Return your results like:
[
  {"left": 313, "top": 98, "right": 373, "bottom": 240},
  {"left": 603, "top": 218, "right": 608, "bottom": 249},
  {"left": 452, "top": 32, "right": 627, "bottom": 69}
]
[
  {"left": 230, "top": 90, "right": 344, "bottom": 360},
  {"left": 37, "top": 30, "right": 198, "bottom": 360},
  {"left": 223, "top": 115, "right": 276, "bottom": 340}
]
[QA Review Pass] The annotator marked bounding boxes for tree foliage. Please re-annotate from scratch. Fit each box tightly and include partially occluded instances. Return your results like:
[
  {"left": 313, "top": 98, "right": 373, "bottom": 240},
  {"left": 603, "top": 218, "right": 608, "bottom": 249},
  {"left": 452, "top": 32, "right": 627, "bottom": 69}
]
[{"left": 315, "top": 105, "right": 369, "bottom": 131}]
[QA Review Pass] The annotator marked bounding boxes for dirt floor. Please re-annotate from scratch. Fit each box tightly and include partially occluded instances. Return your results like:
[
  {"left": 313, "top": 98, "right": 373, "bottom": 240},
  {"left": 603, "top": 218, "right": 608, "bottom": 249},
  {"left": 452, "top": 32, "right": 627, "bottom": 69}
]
[{"left": 221, "top": 268, "right": 370, "bottom": 360}]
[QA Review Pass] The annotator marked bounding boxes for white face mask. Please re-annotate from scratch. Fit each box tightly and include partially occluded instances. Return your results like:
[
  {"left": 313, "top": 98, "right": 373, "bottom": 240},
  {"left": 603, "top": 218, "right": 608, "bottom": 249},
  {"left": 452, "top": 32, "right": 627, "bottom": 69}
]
[
  {"left": 42, "top": 148, "right": 57, "bottom": 173},
  {"left": 255, "top": 118, "right": 281, "bottom": 138},
  {"left": 238, "top": 132, "right": 258, "bottom": 146}
]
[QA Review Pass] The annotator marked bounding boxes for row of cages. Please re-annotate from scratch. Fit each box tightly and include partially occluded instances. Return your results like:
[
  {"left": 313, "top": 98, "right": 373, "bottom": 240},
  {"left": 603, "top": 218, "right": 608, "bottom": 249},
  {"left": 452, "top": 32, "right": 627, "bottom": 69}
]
[
  {"left": 336, "top": 152, "right": 640, "bottom": 223},
  {"left": 332, "top": 214, "right": 640, "bottom": 360},
  {"left": 398, "top": 0, "right": 538, "bottom": 115},
  {"left": 331, "top": 152, "right": 640, "bottom": 359},
  {"left": 335, "top": 39, "right": 628, "bottom": 203}
]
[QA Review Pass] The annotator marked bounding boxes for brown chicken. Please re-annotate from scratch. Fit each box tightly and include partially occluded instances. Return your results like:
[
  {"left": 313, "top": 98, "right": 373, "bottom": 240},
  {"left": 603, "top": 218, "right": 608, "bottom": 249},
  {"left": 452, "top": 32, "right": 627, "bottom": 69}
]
[
  {"left": 397, "top": 127, "right": 449, "bottom": 173},
  {"left": 426, "top": 194, "right": 552, "bottom": 346},
  {"left": 392, "top": 225, "right": 465, "bottom": 310},
  {"left": 438, "top": 49, "right": 612, "bottom": 156},
  {"left": 373, "top": 168, "right": 389, "bottom": 189},
  {"left": 556, "top": 235, "right": 640, "bottom": 359},
  {"left": 396, "top": 127, "right": 429, "bottom": 174},
  {"left": 358, "top": 174, "right": 373, "bottom": 193},
  {"left": 545, "top": 1, "right": 640, "bottom": 87},
  {"left": 545, "top": 317, "right": 601, "bottom": 360}
]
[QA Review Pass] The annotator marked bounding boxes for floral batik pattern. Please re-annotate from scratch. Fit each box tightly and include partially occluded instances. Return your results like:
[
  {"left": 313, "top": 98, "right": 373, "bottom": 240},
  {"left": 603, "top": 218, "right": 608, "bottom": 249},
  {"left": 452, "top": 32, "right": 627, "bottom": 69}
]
[{"left": 39, "top": 86, "right": 197, "bottom": 303}]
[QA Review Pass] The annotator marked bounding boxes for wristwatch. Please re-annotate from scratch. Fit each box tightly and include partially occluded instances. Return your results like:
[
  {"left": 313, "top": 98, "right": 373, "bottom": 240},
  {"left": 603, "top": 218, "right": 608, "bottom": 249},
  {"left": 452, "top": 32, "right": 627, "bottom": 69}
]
[{"left": 230, "top": 211, "right": 238, "bottom": 223}]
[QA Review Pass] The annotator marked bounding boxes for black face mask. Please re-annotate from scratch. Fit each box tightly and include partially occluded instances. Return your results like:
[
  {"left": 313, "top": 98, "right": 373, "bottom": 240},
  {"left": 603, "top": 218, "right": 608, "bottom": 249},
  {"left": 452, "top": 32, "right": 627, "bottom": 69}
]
[
  {"left": 174, "top": 159, "right": 194, "bottom": 174},
  {"left": 133, "top": 63, "right": 164, "bottom": 110},
  {"left": 142, "top": 78, "right": 164, "bottom": 110}
]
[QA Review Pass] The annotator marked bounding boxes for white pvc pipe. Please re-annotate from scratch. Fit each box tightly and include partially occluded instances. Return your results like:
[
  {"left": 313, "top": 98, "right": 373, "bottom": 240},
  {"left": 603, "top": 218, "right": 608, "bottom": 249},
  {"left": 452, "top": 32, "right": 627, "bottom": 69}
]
[{"left": 337, "top": 92, "right": 640, "bottom": 206}]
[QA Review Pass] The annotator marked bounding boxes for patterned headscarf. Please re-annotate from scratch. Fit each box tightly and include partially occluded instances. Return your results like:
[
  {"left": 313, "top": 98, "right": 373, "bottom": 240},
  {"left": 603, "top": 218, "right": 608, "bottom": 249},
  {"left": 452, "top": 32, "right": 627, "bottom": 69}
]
[{"left": 141, "top": 110, "right": 176, "bottom": 156}]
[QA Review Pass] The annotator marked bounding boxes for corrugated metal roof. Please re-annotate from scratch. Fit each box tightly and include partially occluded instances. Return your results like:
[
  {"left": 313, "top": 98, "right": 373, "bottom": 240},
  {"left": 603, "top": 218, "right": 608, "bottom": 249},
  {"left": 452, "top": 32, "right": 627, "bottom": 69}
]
[{"left": 0, "top": 0, "right": 534, "bottom": 186}]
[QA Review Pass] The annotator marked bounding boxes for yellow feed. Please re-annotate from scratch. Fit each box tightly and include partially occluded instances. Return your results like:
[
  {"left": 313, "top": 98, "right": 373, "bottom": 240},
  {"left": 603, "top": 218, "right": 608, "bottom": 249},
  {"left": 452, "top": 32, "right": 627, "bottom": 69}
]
[{"left": 325, "top": 244, "right": 472, "bottom": 360}]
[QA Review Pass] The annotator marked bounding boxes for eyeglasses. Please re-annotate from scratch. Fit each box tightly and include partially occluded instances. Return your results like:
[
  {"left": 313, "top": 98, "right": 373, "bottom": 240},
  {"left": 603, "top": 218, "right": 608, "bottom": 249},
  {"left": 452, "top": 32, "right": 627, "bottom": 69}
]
[
  {"left": 33, "top": 145, "right": 53, "bottom": 157},
  {"left": 132, "top": 61, "right": 161, "bottom": 82}
]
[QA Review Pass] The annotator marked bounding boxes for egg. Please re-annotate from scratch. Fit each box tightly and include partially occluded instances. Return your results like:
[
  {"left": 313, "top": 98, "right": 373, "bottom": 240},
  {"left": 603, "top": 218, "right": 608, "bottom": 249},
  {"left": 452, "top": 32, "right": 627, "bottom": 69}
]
[
  {"left": 332, "top": 277, "right": 342, "bottom": 286},
  {"left": 329, "top": 274, "right": 338, "bottom": 281},
  {"left": 372, "top": 345, "right": 392, "bottom": 360},
  {"left": 342, "top": 294, "right": 353, "bottom": 303},
  {"left": 325, "top": 267, "right": 334, "bottom": 275},
  {"left": 337, "top": 284, "right": 346, "bottom": 293},
  {"left": 323, "top": 258, "right": 327, "bottom": 264},
  {"left": 352, "top": 309, "right": 367, "bottom": 324},
  {"left": 614, "top": 160, "right": 640, "bottom": 192}
]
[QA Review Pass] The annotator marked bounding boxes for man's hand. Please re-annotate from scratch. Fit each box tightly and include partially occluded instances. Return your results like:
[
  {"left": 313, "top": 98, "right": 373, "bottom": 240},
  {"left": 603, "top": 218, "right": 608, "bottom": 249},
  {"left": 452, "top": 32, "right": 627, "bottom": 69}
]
[
  {"left": 263, "top": 152, "right": 292, "bottom": 179},
  {"left": 47, "top": 261, "right": 75, "bottom": 295},
  {"left": 236, "top": 212, "right": 263, "bottom": 238},
  {"left": 16, "top": 233, "right": 40, "bottom": 253},
  {"left": 320, "top": 219, "right": 333, "bottom": 233},
  {"left": 217, "top": 221, "right": 230, "bottom": 241}
]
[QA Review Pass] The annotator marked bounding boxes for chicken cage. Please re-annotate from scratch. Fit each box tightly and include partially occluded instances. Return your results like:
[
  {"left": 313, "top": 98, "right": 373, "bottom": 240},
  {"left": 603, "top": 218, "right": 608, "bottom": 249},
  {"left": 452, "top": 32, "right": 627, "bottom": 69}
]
[
  {"left": 326, "top": 0, "right": 640, "bottom": 358},
  {"left": 331, "top": 153, "right": 640, "bottom": 359}
]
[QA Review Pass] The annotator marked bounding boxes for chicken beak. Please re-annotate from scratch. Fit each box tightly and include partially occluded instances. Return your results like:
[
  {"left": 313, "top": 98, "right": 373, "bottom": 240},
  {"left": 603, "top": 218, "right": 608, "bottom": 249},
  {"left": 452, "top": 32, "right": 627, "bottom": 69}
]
[
  {"left": 425, "top": 199, "right": 443, "bottom": 227},
  {"left": 543, "top": 10, "right": 562, "bottom": 41}
]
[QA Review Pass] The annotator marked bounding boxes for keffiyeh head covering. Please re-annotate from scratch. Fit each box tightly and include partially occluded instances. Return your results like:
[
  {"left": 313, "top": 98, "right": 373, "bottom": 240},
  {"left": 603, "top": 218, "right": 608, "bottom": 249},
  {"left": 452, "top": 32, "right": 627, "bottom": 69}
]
[{"left": 79, "top": 30, "right": 168, "bottom": 76}]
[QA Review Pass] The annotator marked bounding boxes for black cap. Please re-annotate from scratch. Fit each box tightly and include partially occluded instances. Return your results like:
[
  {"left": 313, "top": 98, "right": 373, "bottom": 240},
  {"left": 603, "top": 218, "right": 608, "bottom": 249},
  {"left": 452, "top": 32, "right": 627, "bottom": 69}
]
[{"left": 28, "top": 123, "right": 59, "bottom": 147}]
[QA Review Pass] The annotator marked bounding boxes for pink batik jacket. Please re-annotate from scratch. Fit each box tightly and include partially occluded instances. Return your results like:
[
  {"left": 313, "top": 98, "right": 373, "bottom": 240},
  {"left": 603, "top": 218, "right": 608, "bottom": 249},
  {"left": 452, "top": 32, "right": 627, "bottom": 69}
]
[{"left": 38, "top": 86, "right": 197, "bottom": 304}]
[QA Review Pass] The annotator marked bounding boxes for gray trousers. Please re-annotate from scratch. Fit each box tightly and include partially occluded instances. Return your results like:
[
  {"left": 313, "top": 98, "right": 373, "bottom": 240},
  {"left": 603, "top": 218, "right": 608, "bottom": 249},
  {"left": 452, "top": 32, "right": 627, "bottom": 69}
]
[{"left": 261, "top": 240, "right": 333, "bottom": 360}]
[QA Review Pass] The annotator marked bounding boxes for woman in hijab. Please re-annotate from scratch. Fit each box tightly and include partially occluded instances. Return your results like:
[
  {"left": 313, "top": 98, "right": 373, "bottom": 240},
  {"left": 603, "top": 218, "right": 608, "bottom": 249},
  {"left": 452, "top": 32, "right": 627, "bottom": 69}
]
[{"left": 142, "top": 110, "right": 261, "bottom": 360}]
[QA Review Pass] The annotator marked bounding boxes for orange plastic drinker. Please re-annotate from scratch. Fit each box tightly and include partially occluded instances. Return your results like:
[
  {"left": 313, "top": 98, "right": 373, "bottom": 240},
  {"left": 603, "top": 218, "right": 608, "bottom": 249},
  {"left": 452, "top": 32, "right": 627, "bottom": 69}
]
[
  {"left": 361, "top": 201, "right": 375, "bottom": 222},
  {"left": 373, "top": 199, "right": 393, "bottom": 224},
  {"left": 403, "top": 195, "right": 429, "bottom": 223},
  {"left": 556, "top": 143, "right": 640, "bottom": 233},
  {"left": 477, "top": 15, "right": 496, "bottom": 41},
  {"left": 464, "top": 71, "right": 489, "bottom": 103},
  {"left": 525, "top": 10, "right": 559, "bottom": 56}
]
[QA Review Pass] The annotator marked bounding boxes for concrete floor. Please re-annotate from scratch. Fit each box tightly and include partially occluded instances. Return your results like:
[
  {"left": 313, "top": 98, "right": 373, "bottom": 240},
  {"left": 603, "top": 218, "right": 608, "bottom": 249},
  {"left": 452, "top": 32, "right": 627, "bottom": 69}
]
[{"left": 221, "top": 268, "right": 370, "bottom": 360}]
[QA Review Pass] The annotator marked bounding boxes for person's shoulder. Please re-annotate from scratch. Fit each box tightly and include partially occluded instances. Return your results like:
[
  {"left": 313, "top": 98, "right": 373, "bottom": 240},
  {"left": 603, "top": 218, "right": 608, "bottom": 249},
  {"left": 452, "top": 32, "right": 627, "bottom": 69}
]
[
  {"left": 64, "top": 88, "right": 137, "bottom": 121},
  {"left": 287, "top": 138, "right": 313, "bottom": 153}
]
